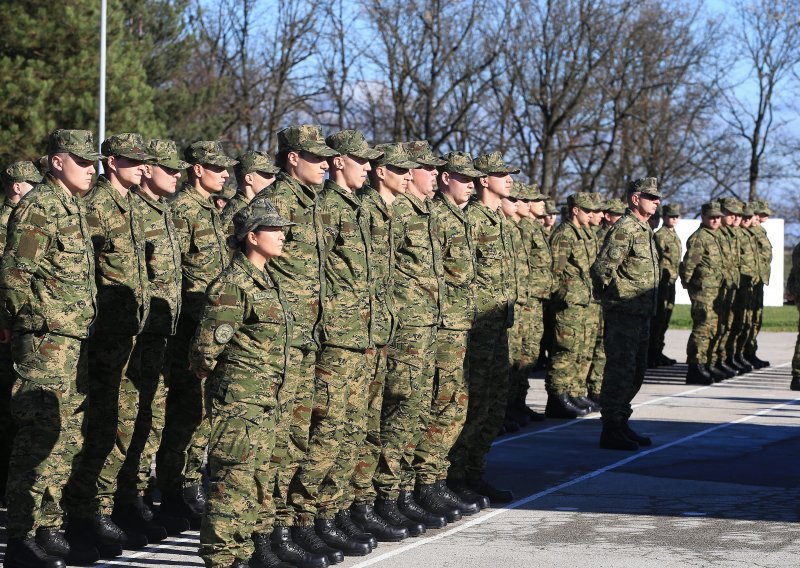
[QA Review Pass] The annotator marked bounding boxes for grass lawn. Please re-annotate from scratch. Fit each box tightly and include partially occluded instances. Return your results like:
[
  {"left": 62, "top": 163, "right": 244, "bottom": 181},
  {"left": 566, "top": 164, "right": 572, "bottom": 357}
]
[{"left": 670, "top": 304, "right": 798, "bottom": 332}]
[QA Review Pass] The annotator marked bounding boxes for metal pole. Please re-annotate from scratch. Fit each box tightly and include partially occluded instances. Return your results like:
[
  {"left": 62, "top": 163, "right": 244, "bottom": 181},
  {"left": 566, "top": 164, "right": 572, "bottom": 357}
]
[{"left": 98, "top": 0, "right": 107, "bottom": 152}]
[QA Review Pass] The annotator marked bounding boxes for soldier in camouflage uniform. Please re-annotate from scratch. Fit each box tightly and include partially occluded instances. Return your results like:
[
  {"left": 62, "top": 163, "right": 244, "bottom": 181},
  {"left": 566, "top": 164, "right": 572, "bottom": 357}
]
[
  {"left": 64, "top": 133, "right": 153, "bottom": 555},
  {"left": 284, "top": 130, "right": 380, "bottom": 557},
  {"left": 579, "top": 193, "right": 603, "bottom": 412},
  {"left": 542, "top": 198, "right": 558, "bottom": 234},
  {"left": 221, "top": 151, "right": 280, "bottom": 234},
  {"left": 159, "top": 141, "right": 237, "bottom": 529},
  {"left": 190, "top": 203, "right": 295, "bottom": 568},
  {"left": 787, "top": 235, "right": 800, "bottom": 391},
  {"left": 730, "top": 203, "right": 761, "bottom": 372},
  {"left": 448, "top": 152, "right": 517, "bottom": 504},
  {"left": 649, "top": 203, "right": 682, "bottom": 367},
  {"left": 0, "top": 130, "right": 100, "bottom": 568},
  {"left": 0, "top": 161, "right": 41, "bottom": 505},
  {"left": 591, "top": 177, "right": 660, "bottom": 451},
  {"left": 744, "top": 200, "right": 772, "bottom": 368},
  {"left": 713, "top": 198, "right": 744, "bottom": 378},
  {"left": 114, "top": 140, "right": 188, "bottom": 539}
]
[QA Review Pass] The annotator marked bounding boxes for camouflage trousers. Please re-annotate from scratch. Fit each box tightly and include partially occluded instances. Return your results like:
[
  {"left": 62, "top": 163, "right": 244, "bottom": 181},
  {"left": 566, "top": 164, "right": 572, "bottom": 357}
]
[
  {"left": 0, "top": 342, "right": 15, "bottom": 498},
  {"left": 65, "top": 333, "right": 137, "bottom": 517},
  {"left": 508, "top": 302, "right": 535, "bottom": 408},
  {"left": 745, "top": 283, "right": 765, "bottom": 357},
  {"left": 267, "top": 346, "right": 316, "bottom": 527},
  {"left": 793, "top": 304, "right": 800, "bottom": 380},
  {"left": 414, "top": 329, "right": 469, "bottom": 485},
  {"left": 288, "top": 346, "right": 371, "bottom": 525},
  {"left": 579, "top": 302, "right": 603, "bottom": 398},
  {"left": 649, "top": 278, "right": 676, "bottom": 358},
  {"left": 159, "top": 314, "right": 208, "bottom": 493},
  {"left": 448, "top": 320, "right": 509, "bottom": 482},
  {"left": 545, "top": 303, "right": 592, "bottom": 396},
  {"left": 686, "top": 289, "right": 719, "bottom": 366},
  {"left": 712, "top": 285, "right": 735, "bottom": 364},
  {"left": 116, "top": 332, "right": 169, "bottom": 505},
  {"left": 200, "top": 397, "right": 277, "bottom": 568},
  {"left": 599, "top": 311, "right": 650, "bottom": 423},
  {"left": 6, "top": 332, "right": 86, "bottom": 538},
  {"left": 374, "top": 325, "right": 436, "bottom": 500},
  {"left": 730, "top": 279, "right": 755, "bottom": 357}
]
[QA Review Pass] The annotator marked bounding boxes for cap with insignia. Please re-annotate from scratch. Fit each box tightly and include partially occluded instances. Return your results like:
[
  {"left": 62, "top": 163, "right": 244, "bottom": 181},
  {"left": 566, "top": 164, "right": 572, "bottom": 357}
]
[
  {"left": 754, "top": 199, "right": 772, "bottom": 216},
  {"left": 2, "top": 161, "right": 43, "bottom": 187},
  {"left": 627, "top": 177, "right": 661, "bottom": 198},
  {"left": 662, "top": 203, "right": 681, "bottom": 217},
  {"left": 517, "top": 182, "right": 546, "bottom": 201},
  {"left": 277, "top": 125, "right": 338, "bottom": 158},
  {"left": 718, "top": 197, "right": 744, "bottom": 215},
  {"left": 325, "top": 130, "right": 383, "bottom": 160},
  {"left": 589, "top": 192, "right": 603, "bottom": 211},
  {"left": 742, "top": 202, "right": 755, "bottom": 217},
  {"left": 185, "top": 140, "right": 238, "bottom": 167},
  {"left": 403, "top": 141, "right": 446, "bottom": 167},
  {"left": 145, "top": 139, "right": 190, "bottom": 171},
  {"left": 473, "top": 151, "right": 520, "bottom": 175},
  {"left": 701, "top": 201, "right": 722, "bottom": 217},
  {"left": 569, "top": 192, "right": 595, "bottom": 210},
  {"left": 47, "top": 129, "right": 104, "bottom": 161},
  {"left": 372, "top": 143, "right": 418, "bottom": 169},
  {"left": 545, "top": 198, "right": 558, "bottom": 215},
  {"left": 439, "top": 151, "right": 483, "bottom": 178},
  {"left": 236, "top": 150, "right": 280, "bottom": 175},
  {"left": 230, "top": 199, "right": 295, "bottom": 245},
  {"left": 604, "top": 197, "right": 626, "bottom": 215},
  {"left": 101, "top": 132, "right": 154, "bottom": 162}
]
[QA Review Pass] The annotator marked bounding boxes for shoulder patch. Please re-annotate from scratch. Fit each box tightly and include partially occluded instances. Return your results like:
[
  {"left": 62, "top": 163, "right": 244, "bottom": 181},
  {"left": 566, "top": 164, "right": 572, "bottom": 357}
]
[
  {"left": 172, "top": 218, "right": 188, "bottom": 229},
  {"left": 29, "top": 212, "right": 47, "bottom": 227},
  {"left": 609, "top": 247, "right": 622, "bottom": 260},
  {"left": 214, "top": 323, "right": 235, "bottom": 344}
]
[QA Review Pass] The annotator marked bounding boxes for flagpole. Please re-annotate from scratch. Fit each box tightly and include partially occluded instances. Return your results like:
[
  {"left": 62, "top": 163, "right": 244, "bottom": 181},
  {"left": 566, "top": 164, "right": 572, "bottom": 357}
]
[{"left": 98, "top": 0, "right": 107, "bottom": 152}]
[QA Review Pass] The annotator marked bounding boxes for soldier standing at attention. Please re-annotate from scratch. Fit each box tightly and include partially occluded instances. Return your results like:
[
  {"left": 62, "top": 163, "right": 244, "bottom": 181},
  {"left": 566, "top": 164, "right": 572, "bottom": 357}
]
[
  {"left": 649, "top": 203, "right": 682, "bottom": 367},
  {"left": 190, "top": 203, "right": 295, "bottom": 568},
  {"left": 730, "top": 203, "right": 760, "bottom": 372},
  {"left": 65, "top": 133, "right": 153, "bottom": 555},
  {"left": 578, "top": 193, "right": 603, "bottom": 414},
  {"left": 745, "top": 200, "right": 772, "bottom": 369},
  {"left": 1, "top": 129, "right": 101, "bottom": 568},
  {"left": 591, "top": 177, "right": 660, "bottom": 451},
  {"left": 221, "top": 151, "right": 280, "bottom": 234},
  {"left": 600, "top": 198, "right": 626, "bottom": 239},
  {"left": 542, "top": 198, "right": 558, "bottom": 234},
  {"left": 0, "top": 161, "right": 41, "bottom": 506},
  {"left": 159, "top": 141, "right": 236, "bottom": 529},
  {"left": 114, "top": 140, "right": 188, "bottom": 539}
]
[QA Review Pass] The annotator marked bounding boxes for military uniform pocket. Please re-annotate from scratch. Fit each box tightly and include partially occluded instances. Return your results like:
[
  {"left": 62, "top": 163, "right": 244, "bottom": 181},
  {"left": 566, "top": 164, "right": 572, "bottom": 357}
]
[{"left": 208, "top": 413, "right": 257, "bottom": 466}]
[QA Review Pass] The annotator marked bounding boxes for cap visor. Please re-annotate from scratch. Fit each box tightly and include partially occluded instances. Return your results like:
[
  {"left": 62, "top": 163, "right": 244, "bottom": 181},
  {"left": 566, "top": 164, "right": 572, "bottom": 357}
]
[
  {"left": 385, "top": 159, "right": 418, "bottom": 169},
  {"left": 117, "top": 150, "right": 156, "bottom": 162},
  {"left": 204, "top": 157, "right": 239, "bottom": 167},
  {"left": 416, "top": 157, "right": 447, "bottom": 167},
  {"left": 257, "top": 166, "right": 282, "bottom": 175},
  {"left": 350, "top": 148, "right": 384, "bottom": 161},
  {"left": 305, "top": 143, "right": 339, "bottom": 158},
  {"left": 71, "top": 150, "right": 104, "bottom": 161},
  {"left": 156, "top": 158, "right": 191, "bottom": 170},
  {"left": 450, "top": 166, "right": 484, "bottom": 178}
]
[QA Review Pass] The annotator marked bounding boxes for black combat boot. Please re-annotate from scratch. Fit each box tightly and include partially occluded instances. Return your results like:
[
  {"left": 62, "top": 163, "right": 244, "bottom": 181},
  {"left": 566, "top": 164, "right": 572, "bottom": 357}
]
[
  {"left": 182, "top": 484, "right": 207, "bottom": 516},
  {"left": 414, "top": 484, "right": 461, "bottom": 523},
  {"left": 571, "top": 395, "right": 600, "bottom": 413},
  {"left": 269, "top": 527, "right": 330, "bottom": 568},
  {"left": 685, "top": 363, "right": 713, "bottom": 385},
  {"left": 588, "top": 392, "right": 602, "bottom": 406},
  {"left": 599, "top": 420, "right": 639, "bottom": 451},
  {"left": 4, "top": 537, "right": 67, "bottom": 568},
  {"left": 314, "top": 518, "right": 371, "bottom": 556},
  {"left": 229, "top": 560, "right": 249, "bottom": 568},
  {"left": 250, "top": 532, "right": 298, "bottom": 568},
  {"left": 622, "top": 418, "right": 652, "bottom": 446},
  {"left": 66, "top": 515, "right": 126, "bottom": 559},
  {"left": 522, "top": 404, "right": 546, "bottom": 422},
  {"left": 658, "top": 353, "right": 677, "bottom": 366},
  {"left": 159, "top": 488, "right": 202, "bottom": 530},
  {"left": 113, "top": 496, "right": 168, "bottom": 543},
  {"left": 448, "top": 479, "right": 490, "bottom": 510},
  {"left": 374, "top": 498, "right": 425, "bottom": 536},
  {"left": 725, "top": 356, "right": 745, "bottom": 375},
  {"left": 791, "top": 377, "right": 800, "bottom": 391},
  {"left": 545, "top": 393, "right": 588, "bottom": 419},
  {"left": 734, "top": 354, "right": 753, "bottom": 373},
  {"left": 349, "top": 503, "right": 409, "bottom": 542},
  {"left": 291, "top": 525, "right": 344, "bottom": 565},
  {"left": 34, "top": 528, "right": 70, "bottom": 559},
  {"left": 397, "top": 489, "right": 447, "bottom": 528},
  {"left": 467, "top": 478, "right": 513, "bottom": 503},
  {"left": 706, "top": 364, "right": 726, "bottom": 383},
  {"left": 747, "top": 353, "right": 769, "bottom": 369},
  {"left": 718, "top": 359, "right": 739, "bottom": 377},
  {"left": 335, "top": 509, "right": 377, "bottom": 549},
  {"left": 435, "top": 480, "right": 479, "bottom": 515}
]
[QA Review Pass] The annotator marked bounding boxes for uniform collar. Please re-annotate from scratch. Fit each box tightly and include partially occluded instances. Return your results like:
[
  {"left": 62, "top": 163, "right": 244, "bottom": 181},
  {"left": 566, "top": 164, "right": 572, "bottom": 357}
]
[
  {"left": 469, "top": 198, "right": 501, "bottom": 224},
  {"left": 232, "top": 251, "right": 272, "bottom": 289},
  {"left": 434, "top": 192, "right": 467, "bottom": 222},
  {"left": 181, "top": 181, "right": 215, "bottom": 210},
  {"left": 3, "top": 197, "right": 17, "bottom": 209},
  {"left": 41, "top": 174, "right": 81, "bottom": 214},
  {"left": 360, "top": 186, "right": 391, "bottom": 218},
  {"left": 277, "top": 171, "right": 316, "bottom": 208},
  {"left": 402, "top": 191, "right": 430, "bottom": 215},
  {"left": 324, "top": 179, "right": 361, "bottom": 210},
  {"left": 92, "top": 175, "right": 134, "bottom": 213},
  {"left": 134, "top": 188, "right": 169, "bottom": 213}
]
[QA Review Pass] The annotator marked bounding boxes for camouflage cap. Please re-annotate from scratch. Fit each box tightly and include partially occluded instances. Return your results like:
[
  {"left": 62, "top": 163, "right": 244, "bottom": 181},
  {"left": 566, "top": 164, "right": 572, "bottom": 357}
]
[
  {"left": 589, "top": 192, "right": 604, "bottom": 210},
  {"left": 604, "top": 197, "right": 626, "bottom": 215},
  {"left": 37, "top": 155, "right": 49, "bottom": 175},
  {"left": 741, "top": 202, "right": 755, "bottom": 217},
  {"left": 718, "top": 197, "right": 744, "bottom": 215},
  {"left": 569, "top": 192, "right": 595, "bottom": 210},
  {"left": 440, "top": 151, "right": 483, "bottom": 178},
  {"left": 403, "top": 141, "right": 446, "bottom": 167},
  {"left": 372, "top": 143, "right": 418, "bottom": 169},
  {"left": 277, "top": 125, "right": 338, "bottom": 157},
  {"left": 145, "top": 139, "right": 190, "bottom": 171},
  {"left": 2, "top": 161, "right": 43, "bottom": 186},
  {"left": 701, "top": 201, "right": 722, "bottom": 217},
  {"left": 101, "top": 132, "right": 154, "bottom": 162},
  {"left": 518, "top": 182, "right": 546, "bottom": 201},
  {"left": 325, "top": 130, "right": 383, "bottom": 160},
  {"left": 185, "top": 140, "right": 238, "bottom": 167},
  {"left": 230, "top": 199, "right": 295, "bottom": 244},
  {"left": 47, "top": 129, "right": 104, "bottom": 161},
  {"left": 545, "top": 198, "right": 558, "bottom": 215},
  {"left": 473, "top": 151, "right": 520, "bottom": 175},
  {"left": 754, "top": 199, "right": 772, "bottom": 216},
  {"left": 627, "top": 177, "right": 661, "bottom": 198},
  {"left": 662, "top": 203, "right": 681, "bottom": 217},
  {"left": 236, "top": 150, "right": 280, "bottom": 175}
]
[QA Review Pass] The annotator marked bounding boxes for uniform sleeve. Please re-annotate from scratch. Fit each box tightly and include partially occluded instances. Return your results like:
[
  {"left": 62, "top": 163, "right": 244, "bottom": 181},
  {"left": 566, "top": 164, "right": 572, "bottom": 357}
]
[
  {"left": 591, "top": 225, "right": 631, "bottom": 290},
  {"left": 679, "top": 234, "right": 702, "bottom": 288},
  {"left": 549, "top": 231, "right": 572, "bottom": 287},
  {"left": 318, "top": 197, "right": 339, "bottom": 258},
  {"left": 189, "top": 279, "right": 245, "bottom": 375},
  {"left": 170, "top": 202, "right": 192, "bottom": 255}
]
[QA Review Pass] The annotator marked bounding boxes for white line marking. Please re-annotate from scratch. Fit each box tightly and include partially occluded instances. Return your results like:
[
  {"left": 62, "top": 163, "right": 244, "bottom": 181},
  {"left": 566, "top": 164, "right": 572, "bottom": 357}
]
[
  {"left": 95, "top": 534, "right": 200, "bottom": 567},
  {"left": 349, "top": 394, "right": 800, "bottom": 567}
]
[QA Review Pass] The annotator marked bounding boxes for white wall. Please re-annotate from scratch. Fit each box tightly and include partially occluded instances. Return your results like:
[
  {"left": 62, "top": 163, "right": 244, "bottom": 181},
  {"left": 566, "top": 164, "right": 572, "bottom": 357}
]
[{"left": 673, "top": 219, "right": 784, "bottom": 307}]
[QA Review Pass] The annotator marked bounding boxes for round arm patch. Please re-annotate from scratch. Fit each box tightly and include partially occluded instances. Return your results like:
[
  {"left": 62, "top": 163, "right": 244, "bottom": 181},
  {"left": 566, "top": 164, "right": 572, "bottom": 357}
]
[{"left": 214, "top": 323, "right": 235, "bottom": 344}]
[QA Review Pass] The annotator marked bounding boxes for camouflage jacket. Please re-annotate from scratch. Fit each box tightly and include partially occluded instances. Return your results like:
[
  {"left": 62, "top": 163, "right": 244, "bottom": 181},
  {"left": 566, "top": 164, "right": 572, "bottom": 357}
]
[
  {"left": 392, "top": 192, "right": 444, "bottom": 328},
  {"left": 0, "top": 175, "right": 97, "bottom": 337},
  {"left": 221, "top": 192, "right": 250, "bottom": 236},
  {"left": 716, "top": 225, "right": 740, "bottom": 288},
  {"left": 190, "top": 251, "right": 292, "bottom": 415},
  {"left": 591, "top": 211, "right": 659, "bottom": 316},
  {"left": 171, "top": 183, "right": 229, "bottom": 322},
  {"left": 738, "top": 226, "right": 761, "bottom": 285},
  {"left": 654, "top": 226, "right": 682, "bottom": 285},
  {"left": 595, "top": 224, "right": 610, "bottom": 244},
  {"left": 507, "top": 218, "right": 527, "bottom": 306},
  {"left": 679, "top": 225, "right": 724, "bottom": 293},
  {"left": 251, "top": 172, "right": 324, "bottom": 350},
  {"left": 583, "top": 226, "right": 601, "bottom": 304},
  {"left": 549, "top": 221, "right": 593, "bottom": 308},
  {"left": 751, "top": 225, "right": 772, "bottom": 285},
  {"left": 85, "top": 177, "right": 150, "bottom": 335},
  {"left": 431, "top": 193, "right": 476, "bottom": 331},
  {"left": 467, "top": 199, "right": 513, "bottom": 326},
  {"left": 0, "top": 198, "right": 17, "bottom": 252},
  {"left": 521, "top": 218, "right": 554, "bottom": 300},
  {"left": 787, "top": 242, "right": 800, "bottom": 299},
  {"left": 133, "top": 191, "right": 183, "bottom": 336},
  {"left": 359, "top": 186, "right": 396, "bottom": 345},
  {"left": 318, "top": 180, "right": 372, "bottom": 350}
]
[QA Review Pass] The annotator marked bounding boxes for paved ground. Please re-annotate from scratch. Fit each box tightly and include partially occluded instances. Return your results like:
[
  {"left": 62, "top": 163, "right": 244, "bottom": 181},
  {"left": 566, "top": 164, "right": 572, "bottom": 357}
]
[{"left": 1, "top": 330, "right": 798, "bottom": 567}]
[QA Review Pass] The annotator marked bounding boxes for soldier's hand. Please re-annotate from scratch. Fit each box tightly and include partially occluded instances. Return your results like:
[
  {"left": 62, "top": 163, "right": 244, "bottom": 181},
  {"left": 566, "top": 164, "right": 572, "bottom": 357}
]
[
  {"left": 0, "top": 329, "right": 10, "bottom": 344},
  {"left": 189, "top": 362, "right": 209, "bottom": 380}
]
